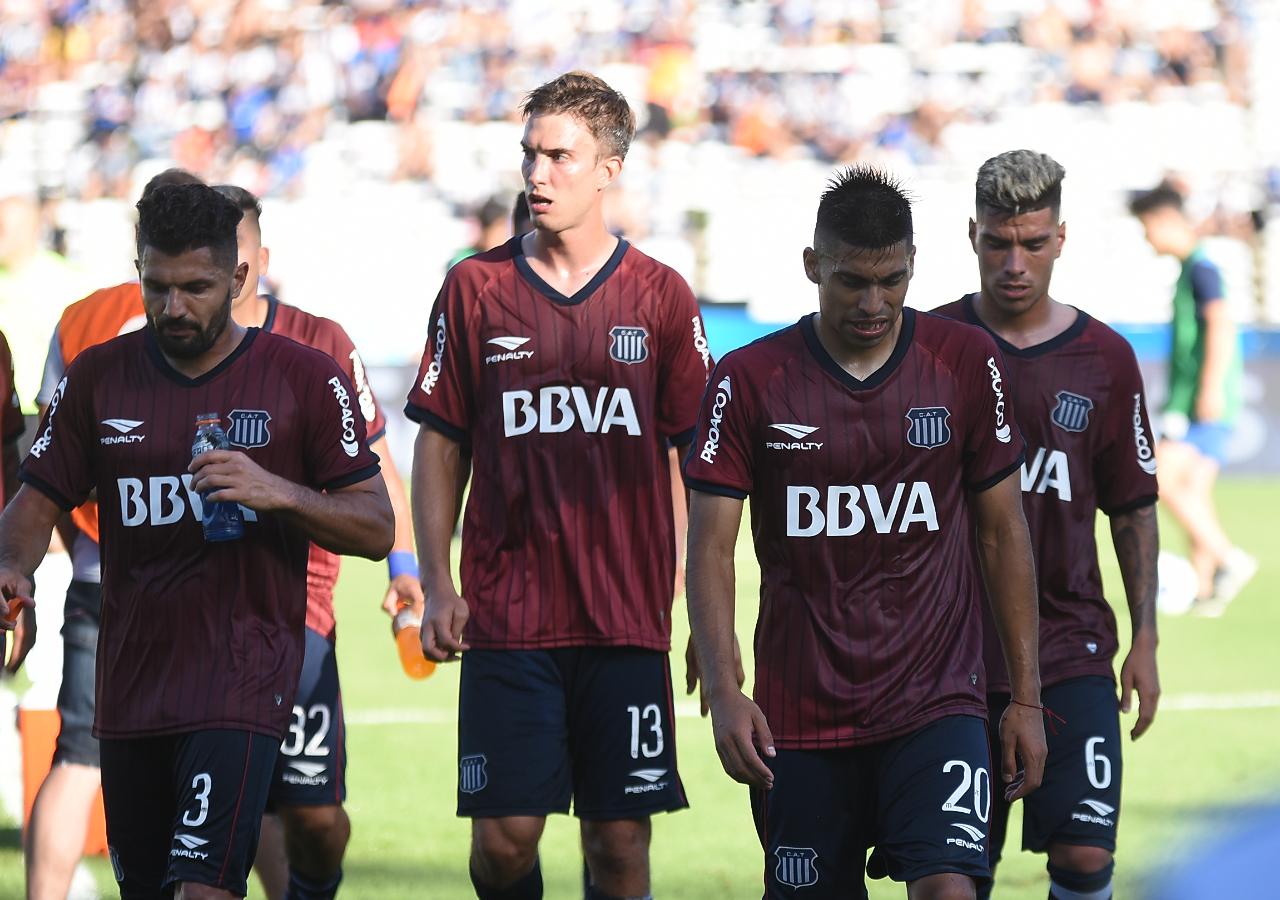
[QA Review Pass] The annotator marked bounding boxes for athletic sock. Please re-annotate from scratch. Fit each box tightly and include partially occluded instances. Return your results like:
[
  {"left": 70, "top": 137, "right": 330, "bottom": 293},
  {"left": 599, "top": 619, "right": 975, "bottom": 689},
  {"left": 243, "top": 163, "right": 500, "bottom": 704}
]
[
  {"left": 284, "top": 866, "right": 343, "bottom": 900},
  {"left": 1047, "top": 860, "right": 1114, "bottom": 900},
  {"left": 470, "top": 858, "right": 543, "bottom": 900}
]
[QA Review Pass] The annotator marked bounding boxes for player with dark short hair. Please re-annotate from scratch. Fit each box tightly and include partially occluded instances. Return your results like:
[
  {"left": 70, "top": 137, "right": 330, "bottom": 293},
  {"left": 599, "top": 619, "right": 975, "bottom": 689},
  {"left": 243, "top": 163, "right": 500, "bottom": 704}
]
[
  {"left": 684, "top": 165, "right": 1047, "bottom": 900},
  {"left": 407, "top": 70, "right": 713, "bottom": 900},
  {"left": 934, "top": 149, "right": 1160, "bottom": 900},
  {"left": 0, "top": 182, "right": 394, "bottom": 900}
]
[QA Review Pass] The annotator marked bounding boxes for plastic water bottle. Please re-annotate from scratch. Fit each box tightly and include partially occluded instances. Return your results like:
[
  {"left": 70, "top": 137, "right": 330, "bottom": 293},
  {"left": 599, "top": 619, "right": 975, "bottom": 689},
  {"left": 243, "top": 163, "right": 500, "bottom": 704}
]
[
  {"left": 393, "top": 603, "right": 435, "bottom": 679},
  {"left": 192, "top": 413, "right": 244, "bottom": 542}
]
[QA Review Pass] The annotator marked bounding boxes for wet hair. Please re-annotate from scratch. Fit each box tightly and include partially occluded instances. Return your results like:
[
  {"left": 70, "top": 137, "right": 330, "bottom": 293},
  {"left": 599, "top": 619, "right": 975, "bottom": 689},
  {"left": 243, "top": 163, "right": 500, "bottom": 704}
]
[
  {"left": 975, "top": 150, "right": 1066, "bottom": 217},
  {"left": 522, "top": 71, "right": 636, "bottom": 161},
  {"left": 136, "top": 184, "right": 242, "bottom": 271},
  {"left": 1128, "top": 181, "right": 1185, "bottom": 217},
  {"left": 140, "top": 168, "right": 203, "bottom": 200},
  {"left": 815, "top": 165, "right": 913, "bottom": 251}
]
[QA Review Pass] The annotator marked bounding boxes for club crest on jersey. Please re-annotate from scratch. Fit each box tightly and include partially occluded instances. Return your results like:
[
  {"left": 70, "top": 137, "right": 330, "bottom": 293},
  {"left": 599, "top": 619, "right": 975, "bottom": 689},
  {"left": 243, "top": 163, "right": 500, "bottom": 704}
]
[
  {"left": 608, "top": 326, "right": 649, "bottom": 365},
  {"left": 1051, "top": 391, "right": 1094, "bottom": 433},
  {"left": 227, "top": 409, "right": 272, "bottom": 448},
  {"left": 459, "top": 754, "right": 488, "bottom": 794},
  {"left": 905, "top": 407, "right": 951, "bottom": 449},
  {"left": 774, "top": 846, "right": 819, "bottom": 888}
]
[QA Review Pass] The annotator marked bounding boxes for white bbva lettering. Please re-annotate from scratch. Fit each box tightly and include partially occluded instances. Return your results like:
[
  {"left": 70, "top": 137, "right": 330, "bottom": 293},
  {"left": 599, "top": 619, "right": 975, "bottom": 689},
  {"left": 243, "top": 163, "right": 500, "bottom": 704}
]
[
  {"left": 1020, "top": 448, "right": 1072, "bottom": 501},
  {"left": 786, "top": 483, "right": 939, "bottom": 537},
  {"left": 118, "top": 475, "right": 258, "bottom": 527},
  {"left": 502, "top": 387, "right": 641, "bottom": 437}
]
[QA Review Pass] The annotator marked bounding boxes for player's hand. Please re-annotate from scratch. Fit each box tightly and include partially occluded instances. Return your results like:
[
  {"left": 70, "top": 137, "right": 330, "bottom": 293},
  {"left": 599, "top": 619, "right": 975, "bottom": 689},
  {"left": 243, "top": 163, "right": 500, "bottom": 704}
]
[
  {"left": 1, "top": 578, "right": 36, "bottom": 675},
  {"left": 1120, "top": 632, "right": 1160, "bottom": 740},
  {"left": 998, "top": 701, "right": 1047, "bottom": 802},
  {"left": 421, "top": 582, "right": 469, "bottom": 662},
  {"left": 4, "top": 601, "right": 36, "bottom": 674},
  {"left": 707, "top": 689, "right": 775, "bottom": 790},
  {"left": 382, "top": 574, "right": 425, "bottom": 619},
  {"left": 685, "top": 635, "right": 746, "bottom": 717},
  {"left": 1195, "top": 387, "right": 1225, "bottom": 423},
  {"left": 188, "top": 449, "right": 294, "bottom": 511}
]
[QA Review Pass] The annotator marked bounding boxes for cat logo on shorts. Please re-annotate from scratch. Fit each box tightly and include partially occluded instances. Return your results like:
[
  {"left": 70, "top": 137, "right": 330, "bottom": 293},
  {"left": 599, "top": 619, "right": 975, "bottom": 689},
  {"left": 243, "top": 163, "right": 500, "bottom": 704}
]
[
  {"left": 459, "top": 754, "right": 488, "bottom": 794},
  {"left": 774, "top": 846, "right": 819, "bottom": 888}
]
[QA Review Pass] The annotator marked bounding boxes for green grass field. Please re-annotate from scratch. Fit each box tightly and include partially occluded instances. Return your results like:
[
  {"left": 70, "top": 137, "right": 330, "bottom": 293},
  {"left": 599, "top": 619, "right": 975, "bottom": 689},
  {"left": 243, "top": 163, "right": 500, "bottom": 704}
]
[{"left": 2, "top": 478, "right": 1278, "bottom": 898}]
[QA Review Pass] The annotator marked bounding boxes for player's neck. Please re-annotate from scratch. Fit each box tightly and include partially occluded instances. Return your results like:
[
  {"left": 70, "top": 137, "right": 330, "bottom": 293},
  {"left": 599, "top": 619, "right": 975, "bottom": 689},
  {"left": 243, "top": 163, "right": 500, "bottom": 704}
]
[
  {"left": 523, "top": 221, "right": 619, "bottom": 297},
  {"left": 161, "top": 322, "right": 249, "bottom": 379},
  {"left": 230, "top": 293, "right": 269, "bottom": 329},
  {"left": 973, "top": 292, "right": 1075, "bottom": 349},
  {"left": 814, "top": 312, "right": 903, "bottom": 381}
]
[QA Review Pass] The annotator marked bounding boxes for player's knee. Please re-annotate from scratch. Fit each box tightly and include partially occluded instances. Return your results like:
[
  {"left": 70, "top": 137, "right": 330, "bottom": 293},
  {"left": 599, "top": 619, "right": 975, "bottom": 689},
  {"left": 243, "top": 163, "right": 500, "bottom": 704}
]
[
  {"left": 279, "top": 804, "right": 350, "bottom": 869},
  {"left": 581, "top": 819, "right": 650, "bottom": 879},
  {"left": 472, "top": 819, "right": 542, "bottom": 882},
  {"left": 1047, "top": 850, "right": 1114, "bottom": 900},
  {"left": 906, "top": 872, "right": 976, "bottom": 900}
]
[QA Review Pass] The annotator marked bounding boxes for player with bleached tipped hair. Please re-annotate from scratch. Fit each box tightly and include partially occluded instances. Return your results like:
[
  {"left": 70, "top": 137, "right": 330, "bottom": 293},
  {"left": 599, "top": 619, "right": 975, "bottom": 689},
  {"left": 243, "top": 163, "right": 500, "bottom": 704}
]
[
  {"left": 934, "top": 149, "right": 1161, "bottom": 900},
  {"left": 685, "top": 165, "right": 1046, "bottom": 900}
]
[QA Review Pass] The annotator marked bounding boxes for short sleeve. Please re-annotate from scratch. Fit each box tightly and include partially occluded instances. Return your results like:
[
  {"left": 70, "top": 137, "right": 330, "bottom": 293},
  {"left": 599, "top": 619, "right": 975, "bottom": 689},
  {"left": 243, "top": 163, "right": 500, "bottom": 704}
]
[
  {"left": 298, "top": 355, "right": 381, "bottom": 491},
  {"left": 36, "top": 328, "right": 66, "bottom": 410},
  {"left": 2, "top": 333, "right": 23, "bottom": 444},
  {"left": 681, "top": 355, "right": 755, "bottom": 499},
  {"left": 19, "top": 358, "right": 96, "bottom": 510},
  {"left": 961, "top": 339, "right": 1025, "bottom": 491},
  {"left": 1095, "top": 341, "right": 1160, "bottom": 515},
  {"left": 1189, "top": 260, "right": 1224, "bottom": 308},
  {"left": 656, "top": 272, "right": 713, "bottom": 445},
  {"left": 404, "top": 276, "right": 474, "bottom": 444},
  {"left": 324, "top": 322, "right": 388, "bottom": 446}
]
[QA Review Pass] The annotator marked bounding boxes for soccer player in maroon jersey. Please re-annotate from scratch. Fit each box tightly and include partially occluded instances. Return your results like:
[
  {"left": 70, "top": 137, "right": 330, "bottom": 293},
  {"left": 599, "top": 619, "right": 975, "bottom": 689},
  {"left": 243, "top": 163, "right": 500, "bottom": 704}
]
[
  {"left": 0, "top": 183, "right": 394, "bottom": 900},
  {"left": 684, "top": 166, "right": 1047, "bottom": 900},
  {"left": 214, "top": 184, "right": 423, "bottom": 900},
  {"left": 933, "top": 150, "right": 1160, "bottom": 900},
  {"left": 406, "top": 72, "right": 712, "bottom": 900}
]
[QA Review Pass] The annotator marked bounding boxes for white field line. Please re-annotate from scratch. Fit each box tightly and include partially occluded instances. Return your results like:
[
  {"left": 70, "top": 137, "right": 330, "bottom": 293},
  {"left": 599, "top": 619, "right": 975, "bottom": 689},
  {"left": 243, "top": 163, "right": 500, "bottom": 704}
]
[{"left": 347, "top": 692, "right": 1280, "bottom": 727}]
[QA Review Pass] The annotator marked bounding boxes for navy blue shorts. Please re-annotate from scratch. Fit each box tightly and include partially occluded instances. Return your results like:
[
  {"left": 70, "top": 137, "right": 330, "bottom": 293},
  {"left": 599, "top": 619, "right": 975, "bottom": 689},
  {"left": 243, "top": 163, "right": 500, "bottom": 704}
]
[
  {"left": 752, "top": 715, "right": 993, "bottom": 898},
  {"left": 986, "top": 676, "right": 1122, "bottom": 863},
  {"left": 266, "top": 626, "right": 347, "bottom": 810},
  {"left": 457, "top": 647, "right": 688, "bottom": 820},
  {"left": 53, "top": 579, "right": 101, "bottom": 767},
  {"left": 100, "top": 729, "right": 278, "bottom": 899}
]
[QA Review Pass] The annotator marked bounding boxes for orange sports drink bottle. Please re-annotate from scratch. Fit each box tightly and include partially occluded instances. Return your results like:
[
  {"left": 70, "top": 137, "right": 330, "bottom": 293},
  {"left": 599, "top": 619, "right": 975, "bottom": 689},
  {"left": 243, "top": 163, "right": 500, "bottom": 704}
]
[
  {"left": 1, "top": 595, "right": 26, "bottom": 668},
  {"left": 393, "top": 602, "right": 435, "bottom": 679}
]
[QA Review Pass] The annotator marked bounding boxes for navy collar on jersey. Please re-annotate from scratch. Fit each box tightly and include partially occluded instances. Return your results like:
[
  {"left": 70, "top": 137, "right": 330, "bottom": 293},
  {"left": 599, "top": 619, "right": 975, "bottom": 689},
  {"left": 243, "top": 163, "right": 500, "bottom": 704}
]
[
  {"left": 513, "top": 235, "right": 630, "bottom": 306},
  {"left": 261, "top": 294, "right": 280, "bottom": 332},
  {"left": 959, "top": 293, "right": 1090, "bottom": 358},
  {"left": 800, "top": 307, "right": 916, "bottom": 392},
  {"left": 144, "top": 325, "right": 261, "bottom": 387}
]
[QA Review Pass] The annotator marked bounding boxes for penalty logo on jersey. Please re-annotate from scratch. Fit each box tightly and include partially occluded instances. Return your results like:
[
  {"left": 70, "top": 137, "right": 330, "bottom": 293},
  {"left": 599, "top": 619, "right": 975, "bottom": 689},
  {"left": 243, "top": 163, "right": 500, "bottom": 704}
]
[
  {"left": 608, "top": 326, "right": 649, "bottom": 364},
  {"left": 1052, "top": 391, "right": 1094, "bottom": 433},
  {"left": 905, "top": 407, "right": 951, "bottom": 449},
  {"left": 774, "top": 846, "right": 819, "bottom": 888},
  {"left": 227, "top": 409, "right": 272, "bottom": 448}
]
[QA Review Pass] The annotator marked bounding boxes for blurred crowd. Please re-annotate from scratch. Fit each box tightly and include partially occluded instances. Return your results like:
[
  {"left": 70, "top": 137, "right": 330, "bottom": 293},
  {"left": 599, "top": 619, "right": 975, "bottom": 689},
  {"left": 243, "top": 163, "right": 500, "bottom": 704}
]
[{"left": 0, "top": 0, "right": 1255, "bottom": 200}]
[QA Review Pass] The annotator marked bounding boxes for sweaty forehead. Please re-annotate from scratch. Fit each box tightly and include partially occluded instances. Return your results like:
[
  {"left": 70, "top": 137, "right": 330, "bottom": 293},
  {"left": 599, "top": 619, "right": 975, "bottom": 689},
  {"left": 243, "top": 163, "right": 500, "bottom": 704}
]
[
  {"left": 821, "top": 240, "right": 910, "bottom": 277},
  {"left": 522, "top": 112, "right": 596, "bottom": 150},
  {"left": 139, "top": 245, "right": 226, "bottom": 283},
  {"left": 976, "top": 206, "right": 1058, "bottom": 236}
]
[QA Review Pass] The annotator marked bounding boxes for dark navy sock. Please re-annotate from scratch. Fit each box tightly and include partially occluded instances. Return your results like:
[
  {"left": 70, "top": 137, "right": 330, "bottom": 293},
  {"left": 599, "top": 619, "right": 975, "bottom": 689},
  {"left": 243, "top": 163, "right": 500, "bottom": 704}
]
[
  {"left": 470, "top": 859, "right": 543, "bottom": 900},
  {"left": 284, "top": 866, "right": 342, "bottom": 900}
]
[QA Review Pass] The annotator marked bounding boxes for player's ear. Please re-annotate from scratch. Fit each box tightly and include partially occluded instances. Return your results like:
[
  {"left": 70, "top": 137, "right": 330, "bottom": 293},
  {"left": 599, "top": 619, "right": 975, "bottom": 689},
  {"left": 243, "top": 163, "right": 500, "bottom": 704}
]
[
  {"left": 968, "top": 218, "right": 978, "bottom": 253},
  {"left": 803, "top": 247, "right": 821, "bottom": 285},
  {"left": 598, "top": 154, "right": 623, "bottom": 190},
  {"left": 233, "top": 260, "right": 249, "bottom": 298},
  {"left": 1055, "top": 220, "right": 1066, "bottom": 258},
  {"left": 259, "top": 246, "right": 271, "bottom": 278}
]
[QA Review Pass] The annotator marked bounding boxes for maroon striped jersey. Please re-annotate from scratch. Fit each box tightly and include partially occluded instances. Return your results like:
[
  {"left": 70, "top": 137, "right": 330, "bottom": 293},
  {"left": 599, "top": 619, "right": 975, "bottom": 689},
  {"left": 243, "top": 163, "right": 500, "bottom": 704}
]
[
  {"left": 19, "top": 328, "right": 380, "bottom": 739},
  {"left": 265, "top": 296, "right": 387, "bottom": 640},
  {"left": 404, "top": 237, "right": 712, "bottom": 650},
  {"left": 932, "top": 295, "right": 1158, "bottom": 690},
  {"left": 682, "top": 309, "right": 1025, "bottom": 749}
]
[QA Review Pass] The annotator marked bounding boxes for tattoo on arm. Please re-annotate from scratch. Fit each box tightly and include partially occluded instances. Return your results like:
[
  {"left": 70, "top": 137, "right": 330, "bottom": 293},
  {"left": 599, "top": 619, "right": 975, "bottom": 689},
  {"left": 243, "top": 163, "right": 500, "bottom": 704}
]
[{"left": 1112, "top": 503, "right": 1159, "bottom": 635}]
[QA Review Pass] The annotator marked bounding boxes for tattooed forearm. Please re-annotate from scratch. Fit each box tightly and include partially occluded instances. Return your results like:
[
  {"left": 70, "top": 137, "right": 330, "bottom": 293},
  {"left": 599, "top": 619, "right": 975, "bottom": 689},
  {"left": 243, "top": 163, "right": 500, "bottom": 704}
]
[{"left": 1111, "top": 503, "right": 1159, "bottom": 637}]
